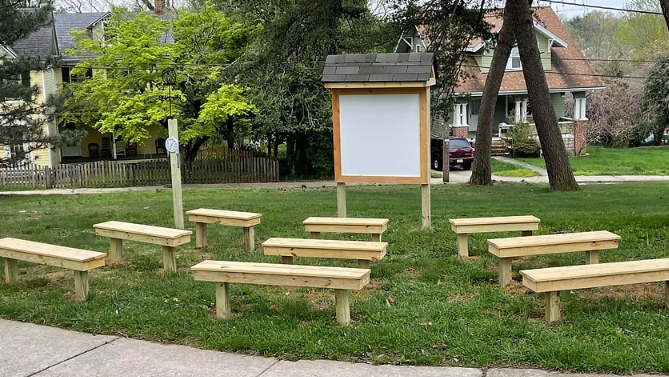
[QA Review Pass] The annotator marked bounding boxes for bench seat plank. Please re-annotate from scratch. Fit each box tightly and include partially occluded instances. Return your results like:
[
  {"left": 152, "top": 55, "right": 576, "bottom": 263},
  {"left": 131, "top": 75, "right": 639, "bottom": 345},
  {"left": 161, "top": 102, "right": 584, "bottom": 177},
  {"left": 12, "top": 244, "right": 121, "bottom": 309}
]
[
  {"left": 488, "top": 231, "right": 620, "bottom": 258},
  {"left": 186, "top": 209, "right": 262, "bottom": 227},
  {"left": 303, "top": 217, "right": 388, "bottom": 234},
  {"left": 0, "top": 238, "right": 106, "bottom": 271},
  {"left": 521, "top": 258, "right": 669, "bottom": 292},
  {"left": 262, "top": 237, "right": 387, "bottom": 262},
  {"left": 450, "top": 216, "right": 540, "bottom": 234},
  {"left": 94, "top": 221, "right": 192, "bottom": 247},
  {"left": 192, "top": 260, "right": 370, "bottom": 290}
]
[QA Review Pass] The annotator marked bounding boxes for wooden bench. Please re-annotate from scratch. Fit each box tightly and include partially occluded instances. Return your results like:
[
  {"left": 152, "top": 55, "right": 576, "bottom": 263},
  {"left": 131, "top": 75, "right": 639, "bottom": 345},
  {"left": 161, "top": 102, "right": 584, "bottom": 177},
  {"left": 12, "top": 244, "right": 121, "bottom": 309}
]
[
  {"left": 521, "top": 258, "right": 669, "bottom": 323},
  {"left": 488, "top": 230, "right": 621, "bottom": 286},
  {"left": 191, "top": 260, "right": 370, "bottom": 325},
  {"left": 93, "top": 221, "right": 191, "bottom": 273},
  {"left": 303, "top": 217, "right": 389, "bottom": 241},
  {"left": 186, "top": 209, "right": 261, "bottom": 252},
  {"left": 450, "top": 216, "right": 540, "bottom": 258},
  {"left": 0, "top": 238, "right": 106, "bottom": 299},
  {"left": 262, "top": 238, "right": 387, "bottom": 268}
]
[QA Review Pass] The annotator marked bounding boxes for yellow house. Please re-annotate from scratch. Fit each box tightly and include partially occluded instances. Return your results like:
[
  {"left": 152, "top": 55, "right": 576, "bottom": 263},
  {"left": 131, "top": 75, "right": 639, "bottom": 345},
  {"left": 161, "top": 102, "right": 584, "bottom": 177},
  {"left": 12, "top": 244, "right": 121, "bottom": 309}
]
[{"left": 1, "top": 11, "right": 167, "bottom": 167}]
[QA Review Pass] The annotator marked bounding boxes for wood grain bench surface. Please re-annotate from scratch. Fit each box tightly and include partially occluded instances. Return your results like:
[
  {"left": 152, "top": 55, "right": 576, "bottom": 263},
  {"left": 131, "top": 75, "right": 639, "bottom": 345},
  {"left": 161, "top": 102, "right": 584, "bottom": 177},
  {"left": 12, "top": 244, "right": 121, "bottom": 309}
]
[
  {"left": 262, "top": 237, "right": 387, "bottom": 261},
  {"left": 93, "top": 221, "right": 192, "bottom": 246},
  {"left": 488, "top": 231, "right": 621, "bottom": 257},
  {"left": 303, "top": 217, "right": 389, "bottom": 234},
  {"left": 191, "top": 260, "right": 370, "bottom": 325},
  {"left": 450, "top": 215, "right": 540, "bottom": 233},
  {"left": 0, "top": 237, "right": 106, "bottom": 271},
  {"left": 186, "top": 208, "right": 261, "bottom": 226},
  {"left": 0, "top": 237, "right": 106, "bottom": 299},
  {"left": 521, "top": 258, "right": 669, "bottom": 323},
  {"left": 191, "top": 260, "right": 370, "bottom": 289},
  {"left": 521, "top": 258, "right": 669, "bottom": 292}
]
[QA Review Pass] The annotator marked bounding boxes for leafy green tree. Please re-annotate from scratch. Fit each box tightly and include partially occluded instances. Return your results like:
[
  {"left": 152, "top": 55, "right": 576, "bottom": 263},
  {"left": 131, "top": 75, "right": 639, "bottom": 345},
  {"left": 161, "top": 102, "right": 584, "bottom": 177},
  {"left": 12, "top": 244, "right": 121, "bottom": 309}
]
[
  {"left": 57, "top": 4, "right": 257, "bottom": 160},
  {"left": 643, "top": 58, "right": 669, "bottom": 145},
  {"left": 0, "top": 1, "right": 57, "bottom": 167}
]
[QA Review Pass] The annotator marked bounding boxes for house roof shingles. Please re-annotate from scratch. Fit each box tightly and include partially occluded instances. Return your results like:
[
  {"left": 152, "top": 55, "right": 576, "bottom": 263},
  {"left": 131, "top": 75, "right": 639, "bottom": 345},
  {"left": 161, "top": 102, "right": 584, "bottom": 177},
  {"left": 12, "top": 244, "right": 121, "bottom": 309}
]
[
  {"left": 322, "top": 53, "right": 434, "bottom": 83},
  {"left": 457, "top": 7, "right": 604, "bottom": 94},
  {"left": 54, "top": 12, "right": 109, "bottom": 58}
]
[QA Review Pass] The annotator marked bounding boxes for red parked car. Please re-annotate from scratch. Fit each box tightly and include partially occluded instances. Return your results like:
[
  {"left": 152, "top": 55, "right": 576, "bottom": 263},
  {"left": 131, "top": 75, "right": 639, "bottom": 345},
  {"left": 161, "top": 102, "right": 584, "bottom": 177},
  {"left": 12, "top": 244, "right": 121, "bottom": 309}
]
[{"left": 430, "top": 137, "right": 474, "bottom": 171}]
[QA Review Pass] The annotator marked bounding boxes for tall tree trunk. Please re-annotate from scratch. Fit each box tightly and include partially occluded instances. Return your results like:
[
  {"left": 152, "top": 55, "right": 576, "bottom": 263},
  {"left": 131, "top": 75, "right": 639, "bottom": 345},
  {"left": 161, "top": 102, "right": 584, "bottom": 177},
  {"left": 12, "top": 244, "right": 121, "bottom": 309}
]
[
  {"left": 469, "top": 9, "right": 515, "bottom": 186},
  {"left": 660, "top": 0, "right": 669, "bottom": 31},
  {"left": 507, "top": 0, "right": 579, "bottom": 191},
  {"left": 225, "top": 117, "right": 235, "bottom": 149}
]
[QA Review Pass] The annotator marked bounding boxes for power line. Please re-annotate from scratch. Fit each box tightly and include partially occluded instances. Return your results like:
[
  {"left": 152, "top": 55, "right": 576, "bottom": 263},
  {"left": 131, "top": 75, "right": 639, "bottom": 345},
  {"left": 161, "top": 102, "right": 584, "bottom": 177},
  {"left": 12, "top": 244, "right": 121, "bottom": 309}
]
[{"left": 539, "top": 0, "right": 663, "bottom": 15}]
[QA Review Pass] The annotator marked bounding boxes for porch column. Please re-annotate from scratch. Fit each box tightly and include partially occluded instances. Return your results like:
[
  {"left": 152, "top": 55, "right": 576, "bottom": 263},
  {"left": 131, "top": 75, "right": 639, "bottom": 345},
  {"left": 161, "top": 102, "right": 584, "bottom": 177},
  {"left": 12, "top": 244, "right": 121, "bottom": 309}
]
[
  {"left": 515, "top": 101, "right": 521, "bottom": 123},
  {"left": 111, "top": 132, "right": 117, "bottom": 160}
]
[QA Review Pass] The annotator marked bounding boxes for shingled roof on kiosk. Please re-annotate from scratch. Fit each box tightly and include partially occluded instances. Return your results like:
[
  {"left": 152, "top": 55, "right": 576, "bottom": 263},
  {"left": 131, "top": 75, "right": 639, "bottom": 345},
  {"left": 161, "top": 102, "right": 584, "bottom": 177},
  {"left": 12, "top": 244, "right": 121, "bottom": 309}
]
[{"left": 321, "top": 53, "right": 435, "bottom": 83}]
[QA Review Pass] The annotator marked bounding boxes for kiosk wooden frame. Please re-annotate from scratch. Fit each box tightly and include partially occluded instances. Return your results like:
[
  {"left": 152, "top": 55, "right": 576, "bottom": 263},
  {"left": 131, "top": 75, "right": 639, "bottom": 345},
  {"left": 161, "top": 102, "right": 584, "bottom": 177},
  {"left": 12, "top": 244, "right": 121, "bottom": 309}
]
[{"left": 322, "top": 53, "right": 436, "bottom": 228}]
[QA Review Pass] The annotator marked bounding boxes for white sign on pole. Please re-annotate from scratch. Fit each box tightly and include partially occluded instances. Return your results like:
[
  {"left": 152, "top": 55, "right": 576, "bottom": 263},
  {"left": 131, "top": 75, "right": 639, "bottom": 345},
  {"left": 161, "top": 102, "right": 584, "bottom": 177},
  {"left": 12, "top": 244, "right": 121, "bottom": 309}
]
[{"left": 167, "top": 119, "right": 184, "bottom": 229}]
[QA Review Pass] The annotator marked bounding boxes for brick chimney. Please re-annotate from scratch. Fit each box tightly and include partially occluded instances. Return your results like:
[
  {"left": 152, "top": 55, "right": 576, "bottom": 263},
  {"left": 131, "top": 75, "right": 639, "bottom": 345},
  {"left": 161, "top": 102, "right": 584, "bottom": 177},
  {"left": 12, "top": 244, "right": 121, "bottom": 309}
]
[{"left": 155, "top": 0, "right": 163, "bottom": 13}]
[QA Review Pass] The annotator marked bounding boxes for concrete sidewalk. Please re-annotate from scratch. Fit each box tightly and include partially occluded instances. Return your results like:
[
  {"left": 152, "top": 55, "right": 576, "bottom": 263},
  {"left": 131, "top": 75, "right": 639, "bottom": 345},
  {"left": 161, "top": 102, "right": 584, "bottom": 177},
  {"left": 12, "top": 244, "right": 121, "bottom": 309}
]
[{"left": 0, "top": 320, "right": 661, "bottom": 377}]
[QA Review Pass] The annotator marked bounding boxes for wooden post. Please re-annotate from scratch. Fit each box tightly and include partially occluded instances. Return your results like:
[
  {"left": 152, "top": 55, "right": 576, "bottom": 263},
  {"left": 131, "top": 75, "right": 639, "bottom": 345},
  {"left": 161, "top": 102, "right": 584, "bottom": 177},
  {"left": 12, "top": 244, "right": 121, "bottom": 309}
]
[
  {"left": 498, "top": 257, "right": 513, "bottom": 286},
  {"left": 421, "top": 183, "right": 431, "bottom": 229},
  {"left": 371, "top": 234, "right": 382, "bottom": 242},
  {"left": 74, "top": 270, "right": 89, "bottom": 300},
  {"left": 334, "top": 289, "right": 351, "bottom": 325},
  {"left": 358, "top": 260, "right": 370, "bottom": 269},
  {"left": 310, "top": 232, "right": 321, "bottom": 239},
  {"left": 4, "top": 258, "right": 18, "bottom": 283},
  {"left": 108, "top": 238, "right": 123, "bottom": 263},
  {"left": 456, "top": 234, "right": 468, "bottom": 258},
  {"left": 337, "top": 182, "right": 346, "bottom": 218},
  {"left": 243, "top": 227, "right": 255, "bottom": 252},
  {"left": 162, "top": 246, "right": 176, "bottom": 273},
  {"left": 665, "top": 281, "right": 669, "bottom": 304},
  {"left": 168, "top": 118, "right": 184, "bottom": 229},
  {"left": 280, "top": 256, "right": 294, "bottom": 264},
  {"left": 195, "top": 223, "right": 207, "bottom": 249},
  {"left": 545, "top": 291, "right": 561, "bottom": 324},
  {"left": 521, "top": 230, "right": 533, "bottom": 236},
  {"left": 215, "top": 282, "right": 231, "bottom": 319},
  {"left": 585, "top": 250, "right": 599, "bottom": 265},
  {"left": 442, "top": 138, "right": 449, "bottom": 183}
]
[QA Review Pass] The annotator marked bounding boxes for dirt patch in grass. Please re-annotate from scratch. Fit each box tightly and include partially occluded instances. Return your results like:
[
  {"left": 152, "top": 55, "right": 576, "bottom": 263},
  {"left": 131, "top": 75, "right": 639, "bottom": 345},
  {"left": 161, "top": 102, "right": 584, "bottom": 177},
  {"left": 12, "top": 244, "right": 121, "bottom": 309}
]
[
  {"left": 505, "top": 281, "right": 530, "bottom": 295},
  {"left": 577, "top": 282, "right": 664, "bottom": 300}
]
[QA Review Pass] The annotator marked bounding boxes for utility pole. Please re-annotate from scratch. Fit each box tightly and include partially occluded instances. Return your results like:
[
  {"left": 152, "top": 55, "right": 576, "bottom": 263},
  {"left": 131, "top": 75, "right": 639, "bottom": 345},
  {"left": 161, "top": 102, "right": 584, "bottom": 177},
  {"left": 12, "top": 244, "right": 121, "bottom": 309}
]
[{"left": 162, "top": 68, "right": 184, "bottom": 229}]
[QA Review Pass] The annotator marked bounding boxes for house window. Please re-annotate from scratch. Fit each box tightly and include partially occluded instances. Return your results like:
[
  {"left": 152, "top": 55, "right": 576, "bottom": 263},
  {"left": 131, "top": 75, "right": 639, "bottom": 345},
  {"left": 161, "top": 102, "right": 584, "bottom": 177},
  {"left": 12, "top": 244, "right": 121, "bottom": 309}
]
[
  {"left": 454, "top": 103, "right": 469, "bottom": 126},
  {"left": 62, "top": 67, "right": 93, "bottom": 83},
  {"left": 506, "top": 47, "right": 522, "bottom": 71},
  {"left": 2, "top": 72, "right": 30, "bottom": 101},
  {"left": 574, "top": 97, "right": 587, "bottom": 120}
]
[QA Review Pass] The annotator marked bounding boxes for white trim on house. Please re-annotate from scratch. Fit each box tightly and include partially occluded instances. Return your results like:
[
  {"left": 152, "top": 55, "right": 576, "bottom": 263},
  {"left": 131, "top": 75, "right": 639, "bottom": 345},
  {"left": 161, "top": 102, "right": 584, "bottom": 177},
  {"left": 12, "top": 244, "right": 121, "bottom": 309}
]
[
  {"left": 465, "top": 43, "right": 484, "bottom": 53},
  {"left": 574, "top": 97, "right": 588, "bottom": 120},
  {"left": 0, "top": 44, "right": 18, "bottom": 58},
  {"left": 453, "top": 103, "right": 469, "bottom": 126},
  {"left": 534, "top": 22, "right": 568, "bottom": 48},
  {"left": 465, "top": 87, "right": 606, "bottom": 97}
]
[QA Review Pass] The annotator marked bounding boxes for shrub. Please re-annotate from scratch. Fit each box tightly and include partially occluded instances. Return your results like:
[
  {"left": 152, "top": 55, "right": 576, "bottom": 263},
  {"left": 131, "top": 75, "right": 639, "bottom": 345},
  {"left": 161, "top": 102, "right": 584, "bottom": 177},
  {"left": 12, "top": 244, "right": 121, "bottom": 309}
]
[{"left": 508, "top": 122, "right": 541, "bottom": 157}]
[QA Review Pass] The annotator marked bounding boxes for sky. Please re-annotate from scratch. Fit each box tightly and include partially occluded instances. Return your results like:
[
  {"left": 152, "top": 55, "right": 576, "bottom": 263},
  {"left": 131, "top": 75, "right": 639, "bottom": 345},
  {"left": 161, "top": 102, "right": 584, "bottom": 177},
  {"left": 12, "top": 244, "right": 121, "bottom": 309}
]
[{"left": 536, "top": 0, "right": 631, "bottom": 18}]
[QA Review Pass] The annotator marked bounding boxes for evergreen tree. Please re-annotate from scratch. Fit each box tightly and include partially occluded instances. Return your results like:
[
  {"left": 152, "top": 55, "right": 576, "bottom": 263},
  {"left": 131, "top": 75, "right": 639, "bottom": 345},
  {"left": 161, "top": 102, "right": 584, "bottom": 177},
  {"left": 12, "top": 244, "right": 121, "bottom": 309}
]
[{"left": 0, "top": 0, "right": 57, "bottom": 167}]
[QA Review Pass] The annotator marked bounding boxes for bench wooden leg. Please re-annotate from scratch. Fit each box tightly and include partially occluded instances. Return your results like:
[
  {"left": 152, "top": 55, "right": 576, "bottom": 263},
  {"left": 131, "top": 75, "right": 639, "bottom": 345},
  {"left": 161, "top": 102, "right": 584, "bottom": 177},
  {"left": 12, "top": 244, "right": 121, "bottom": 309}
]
[
  {"left": 162, "top": 246, "right": 176, "bottom": 273},
  {"left": 521, "top": 230, "right": 533, "bottom": 236},
  {"left": 215, "top": 282, "right": 231, "bottom": 319},
  {"left": 456, "top": 234, "right": 468, "bottom": 258},
  {"left": 371, "top": 234, "right": 382, "bottom": 242},
  {"left": 334, "top": 289, "right": 350, "bottom": 325},
  {"left": 74, "top": 271, "right": 89, "bottom": 300},
  {"left": 108, "top": 238, "right": 123, "bottom": 264},
  {"left": 358, "top": 260, "right": 370, "bottom": 269},
  {"left": 281, "top": 256, "right": 294, "bottom": 264},
  {"left": 243, "top": 227, "right": 255, "bottom": 252},
  {"left": 195, "top": 223, "right": 207, "bottom": 249},
  {"left": 545, "top": 291, "right": 561, "bottom": 324},
  {"left": 585, "top": 250, "right": 599, "bottom": 265},
  {"left": 4, "top": 258, "right": 18, "bottom": 284},
  {"left": 665, "top": 281, "right": 669, "bottom": 304},
  {"left": 498, "top": 257, "right": 513, "bottom": 286},
  {"left": 310, "top": 232, "right": 321, "bottom": 239}
]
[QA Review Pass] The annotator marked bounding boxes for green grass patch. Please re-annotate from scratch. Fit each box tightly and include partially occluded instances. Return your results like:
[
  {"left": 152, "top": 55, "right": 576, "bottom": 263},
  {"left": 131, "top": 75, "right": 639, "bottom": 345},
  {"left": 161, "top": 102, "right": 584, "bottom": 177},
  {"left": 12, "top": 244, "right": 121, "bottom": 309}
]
[
  {"left": 1, "top": 183, "right": 669, "bottom": 373},
  {"left": 519, "top": 146, "right": 669, "bottom": 175},
  {"left": 490, "top": 159, "right": 539, "bottom": 177}
]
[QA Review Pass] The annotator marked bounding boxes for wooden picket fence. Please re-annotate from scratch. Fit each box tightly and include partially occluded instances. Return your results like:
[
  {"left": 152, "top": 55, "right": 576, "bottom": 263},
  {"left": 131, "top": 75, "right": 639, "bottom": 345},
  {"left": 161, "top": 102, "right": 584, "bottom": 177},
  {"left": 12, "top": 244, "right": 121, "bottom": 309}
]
[{"left": 0, "top": 155, "right": 279, "bottom": 189}]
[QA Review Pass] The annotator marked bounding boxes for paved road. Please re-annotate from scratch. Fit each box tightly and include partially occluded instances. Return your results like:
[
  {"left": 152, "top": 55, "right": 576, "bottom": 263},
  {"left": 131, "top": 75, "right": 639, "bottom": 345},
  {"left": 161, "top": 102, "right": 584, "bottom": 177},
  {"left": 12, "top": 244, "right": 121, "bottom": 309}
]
[{"left": 0, "top": 320, "right": 661, "bottom": 377}]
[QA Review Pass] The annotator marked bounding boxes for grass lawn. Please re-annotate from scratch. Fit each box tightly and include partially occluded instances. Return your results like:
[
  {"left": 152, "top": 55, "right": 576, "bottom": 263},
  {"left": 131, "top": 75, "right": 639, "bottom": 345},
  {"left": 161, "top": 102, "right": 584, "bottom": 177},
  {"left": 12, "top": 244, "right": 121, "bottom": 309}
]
[
  {"left": 519, "top": 146, "right": 669, "bottom": 175},
  {"left": 1, "top": 183, "right": 669, "bottom": 373},
  {"left": 491, "top": 159, "right": 539, "bottom": 177}
]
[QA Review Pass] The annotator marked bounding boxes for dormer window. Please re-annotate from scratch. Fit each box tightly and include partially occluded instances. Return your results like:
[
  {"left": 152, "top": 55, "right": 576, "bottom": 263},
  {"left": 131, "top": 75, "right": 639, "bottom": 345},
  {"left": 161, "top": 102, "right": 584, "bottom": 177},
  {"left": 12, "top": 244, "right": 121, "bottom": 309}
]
[
  {"left": 506, "top": 47, "right": 522, "bottom": 71},
  {"left": 415, "top": 44, "right": 423, "bottom": 53}
]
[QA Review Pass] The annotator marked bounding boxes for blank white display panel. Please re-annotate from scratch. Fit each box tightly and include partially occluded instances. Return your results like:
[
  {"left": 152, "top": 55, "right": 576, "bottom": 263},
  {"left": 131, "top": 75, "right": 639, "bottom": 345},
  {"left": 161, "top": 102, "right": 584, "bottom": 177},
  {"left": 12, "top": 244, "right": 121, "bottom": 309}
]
[{"left": 339, "top": 93, "right": 421, "bottom": 178}]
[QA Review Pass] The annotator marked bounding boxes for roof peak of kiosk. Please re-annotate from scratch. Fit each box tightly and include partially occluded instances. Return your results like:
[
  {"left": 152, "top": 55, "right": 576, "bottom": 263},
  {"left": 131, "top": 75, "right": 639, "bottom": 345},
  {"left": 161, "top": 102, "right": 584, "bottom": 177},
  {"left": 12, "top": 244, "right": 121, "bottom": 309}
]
[{"left": 322, "top": 53, "right": 436, "bottom": 89}]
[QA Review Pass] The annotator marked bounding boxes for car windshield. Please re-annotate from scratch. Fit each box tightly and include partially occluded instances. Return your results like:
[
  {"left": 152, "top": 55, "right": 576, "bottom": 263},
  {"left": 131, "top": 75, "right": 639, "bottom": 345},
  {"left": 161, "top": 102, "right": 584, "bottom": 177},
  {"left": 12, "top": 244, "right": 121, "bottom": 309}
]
[{"left": 449, "top": 139, "right": 470, "bottom": 149}]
